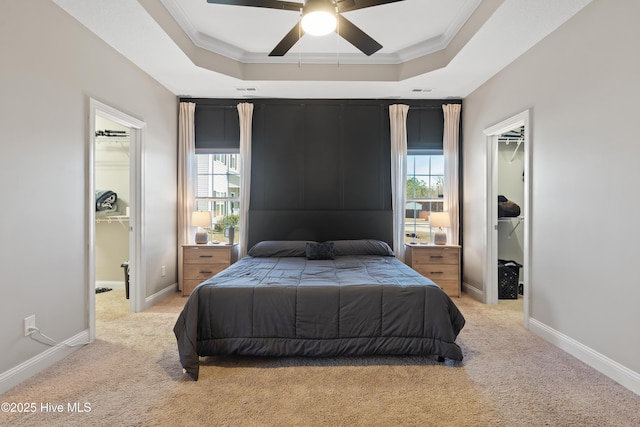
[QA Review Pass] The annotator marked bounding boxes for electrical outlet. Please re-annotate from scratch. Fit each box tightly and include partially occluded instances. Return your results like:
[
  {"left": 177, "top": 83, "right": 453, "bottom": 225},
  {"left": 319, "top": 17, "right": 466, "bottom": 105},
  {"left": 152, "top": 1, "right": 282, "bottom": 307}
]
[
  {"left": 24, "top": 315, "right": 36, "bottom": 336},
  {"left": 161, "top": 265, "right": 166, "bottom": 277}
]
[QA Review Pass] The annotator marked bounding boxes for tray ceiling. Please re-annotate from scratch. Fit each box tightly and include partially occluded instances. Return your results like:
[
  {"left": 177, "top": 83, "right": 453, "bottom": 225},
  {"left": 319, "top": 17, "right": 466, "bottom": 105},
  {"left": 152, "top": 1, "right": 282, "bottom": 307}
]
[{"left": 52, "top": 0, "right": 592, "bottom": 99}]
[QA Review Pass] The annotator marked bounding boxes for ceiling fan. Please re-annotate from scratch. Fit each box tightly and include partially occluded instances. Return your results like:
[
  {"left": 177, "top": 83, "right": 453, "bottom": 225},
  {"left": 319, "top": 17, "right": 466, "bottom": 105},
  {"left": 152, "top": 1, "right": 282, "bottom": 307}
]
[{"left": 205, "top": 0, "right": 405, "bottom": 56}]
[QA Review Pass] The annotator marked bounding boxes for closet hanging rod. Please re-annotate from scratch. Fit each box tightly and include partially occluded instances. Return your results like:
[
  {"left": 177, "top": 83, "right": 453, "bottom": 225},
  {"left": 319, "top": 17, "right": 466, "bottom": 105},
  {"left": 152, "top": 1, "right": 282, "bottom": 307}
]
[
  {"left": 96, "top": 129, "right": 129, "bottom": 137},
  {"left": 96, "top": 138, "right": 129, "bottom": 144}
]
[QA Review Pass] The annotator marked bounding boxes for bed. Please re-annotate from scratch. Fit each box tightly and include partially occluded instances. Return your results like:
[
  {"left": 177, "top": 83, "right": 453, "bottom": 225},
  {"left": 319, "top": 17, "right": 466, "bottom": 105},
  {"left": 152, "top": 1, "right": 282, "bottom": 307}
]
[{"left": 174, "top": 239, "right": 466, "bottom": 380}]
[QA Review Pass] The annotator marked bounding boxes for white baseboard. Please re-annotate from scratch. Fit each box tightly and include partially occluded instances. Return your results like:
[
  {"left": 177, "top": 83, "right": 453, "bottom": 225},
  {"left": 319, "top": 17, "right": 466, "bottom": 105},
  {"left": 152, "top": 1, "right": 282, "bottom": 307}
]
[
  {"left": 529, "top": 318, "right": 640, "bottom": 396},
  {"left": 462, "top": 281, "right": 484, "bottom": 301},
  {"left": 0, "top": 330, "right": 90, "bottom": 395},
  {"left": 143, "top": 282, "right": 178, "bottom": 310},
  {"left": 96, "top": 280, "right": 125, "bottom": 290}
]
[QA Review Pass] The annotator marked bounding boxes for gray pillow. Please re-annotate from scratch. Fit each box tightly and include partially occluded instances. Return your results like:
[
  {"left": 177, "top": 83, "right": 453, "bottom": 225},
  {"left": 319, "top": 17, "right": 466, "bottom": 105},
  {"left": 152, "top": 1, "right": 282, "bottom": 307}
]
[
  {"left": 248, "top": 240, "right": 317, "bottom": 257},
  {"left": 327, "top": 239, "right": 395, "bottom": 257}
]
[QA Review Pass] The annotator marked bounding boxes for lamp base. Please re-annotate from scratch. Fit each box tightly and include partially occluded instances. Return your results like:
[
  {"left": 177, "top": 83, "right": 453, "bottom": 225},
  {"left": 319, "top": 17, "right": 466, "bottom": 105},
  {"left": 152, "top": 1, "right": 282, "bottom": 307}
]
[
  {"left": 434, "top": 228, "right": 447, "bottom": 245},
  {"left": 195, "top": 230, "right": 208, "bottom": 244}
]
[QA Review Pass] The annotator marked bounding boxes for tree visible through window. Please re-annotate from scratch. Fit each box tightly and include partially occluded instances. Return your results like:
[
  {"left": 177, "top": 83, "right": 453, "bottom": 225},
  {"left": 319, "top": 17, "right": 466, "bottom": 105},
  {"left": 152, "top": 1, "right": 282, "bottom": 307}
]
[
  {"left": 195, "top": 152, "right": 240, "bottom": 243},
  {"left": 405, "top": 151, "right": 444, "bottom": 244}
]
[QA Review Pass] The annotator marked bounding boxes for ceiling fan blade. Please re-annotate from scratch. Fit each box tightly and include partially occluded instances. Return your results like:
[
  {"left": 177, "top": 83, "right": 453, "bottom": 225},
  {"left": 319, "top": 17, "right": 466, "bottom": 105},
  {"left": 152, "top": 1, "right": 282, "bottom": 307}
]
[
  {"left": 269, "top": 22, "right": 304, "bottom": 56},
  {"left": 336, "top": 0, "right": 405, "bottom": 13},
  {"left": 337, "top": 14, "right": 382, "bottom": 56},
  {"left": 206, "top": 0, "right": 302, "bottom": 12}
]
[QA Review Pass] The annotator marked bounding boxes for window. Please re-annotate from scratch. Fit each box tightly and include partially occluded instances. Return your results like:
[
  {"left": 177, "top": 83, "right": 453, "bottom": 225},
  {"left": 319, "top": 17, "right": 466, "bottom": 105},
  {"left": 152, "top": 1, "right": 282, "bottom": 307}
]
[
  {"left": 405, "top": 150, "right": 444, "bottom": 244},
  {"left": 195, "top": 152, "right": 240, "bottom": 243}
]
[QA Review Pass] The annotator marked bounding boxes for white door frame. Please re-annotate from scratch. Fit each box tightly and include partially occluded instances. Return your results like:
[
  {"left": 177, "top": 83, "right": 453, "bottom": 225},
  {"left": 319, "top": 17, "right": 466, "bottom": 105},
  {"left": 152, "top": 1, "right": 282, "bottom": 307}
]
[
  {"left": 88, "top": 98, "right": 146, "bottom": 341},
  {"left": 483, "top": 109, "right": 531, "bottom": 327}
]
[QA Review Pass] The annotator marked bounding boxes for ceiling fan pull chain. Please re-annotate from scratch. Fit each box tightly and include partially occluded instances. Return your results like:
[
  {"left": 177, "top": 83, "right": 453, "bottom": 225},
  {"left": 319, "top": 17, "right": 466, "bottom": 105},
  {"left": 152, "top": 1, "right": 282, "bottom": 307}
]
[
  {"left": 298, "top": 10, "right": 302, "bottom": 68},
  {"left": 336, "top": 10, "right": 340, "bottom": 67}
]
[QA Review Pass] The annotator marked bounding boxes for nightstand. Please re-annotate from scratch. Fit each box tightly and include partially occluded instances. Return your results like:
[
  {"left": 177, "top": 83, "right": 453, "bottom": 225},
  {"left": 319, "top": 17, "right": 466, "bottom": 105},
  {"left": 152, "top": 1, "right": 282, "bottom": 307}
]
[
  {"left": 182, "top": 244, "right": 239, "bottom": 296},
  {"left": 405, "top": 244, "right": 461, "bottom": 297}
]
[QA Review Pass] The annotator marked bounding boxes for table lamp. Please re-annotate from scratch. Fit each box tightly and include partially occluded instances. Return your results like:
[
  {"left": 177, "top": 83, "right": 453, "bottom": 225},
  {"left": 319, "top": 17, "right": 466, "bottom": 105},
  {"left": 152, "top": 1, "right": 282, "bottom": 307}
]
[
  {"left": 430, "top": 212, "right": 451, "bottom": 245},
  {"left": 192, "top": 211, "right": 211, "bottom": 244}
]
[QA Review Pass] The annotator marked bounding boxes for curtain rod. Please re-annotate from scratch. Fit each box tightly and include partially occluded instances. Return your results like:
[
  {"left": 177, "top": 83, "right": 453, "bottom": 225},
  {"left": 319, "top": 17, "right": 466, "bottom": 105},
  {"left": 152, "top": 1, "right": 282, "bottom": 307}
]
[
  {"left": 186, "top": 101, "right": 459, "bottom": 110},
  {"left": 191, "top": 105, "right": 237, "bottom": 109},
  {"left": 407, "top": 106, "right": 453, "bottom": 110}
]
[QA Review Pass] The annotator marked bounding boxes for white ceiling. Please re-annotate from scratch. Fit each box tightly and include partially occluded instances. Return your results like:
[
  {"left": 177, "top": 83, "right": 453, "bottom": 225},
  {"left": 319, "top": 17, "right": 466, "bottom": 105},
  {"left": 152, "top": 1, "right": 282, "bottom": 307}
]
[
  {"left": 52, "top": 0, "right": 592, "bottom": 99},
  {"left": 167, "top": 0, "right": 480, "bottom": 63}
]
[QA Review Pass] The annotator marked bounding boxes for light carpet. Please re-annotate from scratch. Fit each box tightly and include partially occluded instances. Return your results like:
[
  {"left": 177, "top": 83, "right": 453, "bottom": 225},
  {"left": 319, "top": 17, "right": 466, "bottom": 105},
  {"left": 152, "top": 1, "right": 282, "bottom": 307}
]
[{"left": 1, "top": 289, "right": 638, "bottom": 426}]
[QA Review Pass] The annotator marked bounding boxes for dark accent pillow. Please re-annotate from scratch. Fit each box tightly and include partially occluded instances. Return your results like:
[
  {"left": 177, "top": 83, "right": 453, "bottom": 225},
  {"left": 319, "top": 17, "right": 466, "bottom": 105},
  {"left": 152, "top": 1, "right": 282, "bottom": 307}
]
[
  {"left": 306, "top": 242, "right": 335, "bottom": 260},
  {"left": 248, "top": 241, "right": 316, "bottom": 257}
]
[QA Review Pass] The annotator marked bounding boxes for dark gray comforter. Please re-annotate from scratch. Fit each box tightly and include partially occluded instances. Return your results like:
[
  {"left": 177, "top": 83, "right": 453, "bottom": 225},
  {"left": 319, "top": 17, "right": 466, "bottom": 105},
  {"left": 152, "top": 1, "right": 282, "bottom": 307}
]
[{"left": 174, "top": 255, "right": 465, "bottom": 380}]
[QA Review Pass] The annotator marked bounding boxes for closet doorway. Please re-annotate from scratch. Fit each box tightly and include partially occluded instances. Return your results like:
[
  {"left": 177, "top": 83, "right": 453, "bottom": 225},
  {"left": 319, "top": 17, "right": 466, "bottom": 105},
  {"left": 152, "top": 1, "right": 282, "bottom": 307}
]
[
  {"left": 94, "top": 116, "right": 131, "bottom": 316},
  {"left": 88, "top": 99, "right": 146, "bottom": 341},
  {"left": 483, "top": 110, "right": 531, "bottom": 327}
]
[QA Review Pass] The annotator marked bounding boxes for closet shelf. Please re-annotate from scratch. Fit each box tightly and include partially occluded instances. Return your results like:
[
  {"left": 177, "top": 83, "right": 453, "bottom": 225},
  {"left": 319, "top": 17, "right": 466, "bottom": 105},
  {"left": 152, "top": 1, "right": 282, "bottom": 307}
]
[
  {"left": 96, "top": 215, "right": 129, "bottom": 225},
  {"left": 498, "top": 216, "right": 524, "bottom": 238}
]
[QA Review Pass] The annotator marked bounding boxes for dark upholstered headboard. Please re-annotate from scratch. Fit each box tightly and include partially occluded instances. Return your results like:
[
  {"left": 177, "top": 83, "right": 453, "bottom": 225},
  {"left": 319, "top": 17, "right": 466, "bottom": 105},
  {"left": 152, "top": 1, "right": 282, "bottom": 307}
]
[
  {"left": 191, "top": 98, "right": 456, "bottom": 253},
  {"left": 248, "top": 210, "right": 393, "bottom": 249}
]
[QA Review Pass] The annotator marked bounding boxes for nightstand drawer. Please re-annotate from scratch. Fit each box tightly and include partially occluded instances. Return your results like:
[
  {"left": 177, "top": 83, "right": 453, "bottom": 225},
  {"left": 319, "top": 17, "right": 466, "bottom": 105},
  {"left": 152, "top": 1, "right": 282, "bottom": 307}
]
[
  {"left": 434, "top": 280, "right": 459, "bottom": 296},
  {"left": 184, "top": 247, "right": 231, "bottom": 264},
  {"left": 413, "top": 264, "right": 459, "bottom": 279},
  {"left": 411, "top": 247, "right": 459, "bottom": 265},
  {"left": 183, "top": 279, "right": 205, "bottom": 297},
  {"left": 183, "top": 263, "right": 227, "bottom": 281}
]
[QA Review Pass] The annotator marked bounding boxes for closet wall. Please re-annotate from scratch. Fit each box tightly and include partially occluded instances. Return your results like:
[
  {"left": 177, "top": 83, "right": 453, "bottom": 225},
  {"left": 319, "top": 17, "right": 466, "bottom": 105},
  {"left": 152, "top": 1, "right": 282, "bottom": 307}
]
[
  {"left": 497, "top": 130, "right": 525, "bottom": 282},
  {"left": 95, "top": 117, "right": 130, "bottom": 285}
]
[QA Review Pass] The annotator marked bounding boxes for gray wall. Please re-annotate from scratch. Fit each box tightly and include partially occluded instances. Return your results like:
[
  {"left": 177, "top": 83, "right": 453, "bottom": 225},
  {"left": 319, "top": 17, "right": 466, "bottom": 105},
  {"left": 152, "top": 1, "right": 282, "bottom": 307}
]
[
  {"left": 0, "top": 0, "right": 177, "bottom": 389},
  {"left": 462, "top": 0, "right": 640, "bottom": 382}
]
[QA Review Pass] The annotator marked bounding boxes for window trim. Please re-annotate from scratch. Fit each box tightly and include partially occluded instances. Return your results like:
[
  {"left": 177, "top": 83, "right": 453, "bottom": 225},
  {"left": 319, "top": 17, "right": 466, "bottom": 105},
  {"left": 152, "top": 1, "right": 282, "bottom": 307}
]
[
  {"left": 195, "top": 150, "right": 241, "bottom": 242},
  {"left": 405, "top": 149, "right": 444, "bottom": 244}
]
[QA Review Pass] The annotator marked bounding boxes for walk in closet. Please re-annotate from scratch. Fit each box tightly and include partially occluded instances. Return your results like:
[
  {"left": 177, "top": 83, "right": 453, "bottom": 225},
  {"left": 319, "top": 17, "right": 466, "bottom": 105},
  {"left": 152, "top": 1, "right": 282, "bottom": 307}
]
[
  {"left": 497, "top": 126, "right": 525, "bottom": 299},
  {"left": 95, "top": 117, "right": 130, "bottom": 295}
]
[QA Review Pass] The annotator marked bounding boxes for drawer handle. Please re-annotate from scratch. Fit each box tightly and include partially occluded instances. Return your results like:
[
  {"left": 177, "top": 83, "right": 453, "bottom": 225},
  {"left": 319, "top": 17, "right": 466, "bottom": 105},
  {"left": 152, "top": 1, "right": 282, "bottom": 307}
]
[
  {"left": 430, "top": 255, "right": 444, "bottom": 259},
  {"left": 200, "top": 270, "right": 213, "bottom": 274},
  {"left": 199, "top": 255, "right": 213, "bottom": 258},
  {"left": 430, "top": 271, "right": 444, "bottom": 275}
]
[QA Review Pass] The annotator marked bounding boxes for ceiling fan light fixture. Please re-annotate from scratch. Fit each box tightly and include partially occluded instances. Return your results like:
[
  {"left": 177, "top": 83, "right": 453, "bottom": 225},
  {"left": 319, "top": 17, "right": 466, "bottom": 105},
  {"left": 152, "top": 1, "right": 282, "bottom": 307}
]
[
  {"left": 206, "top": 0, "right": 387, "bottom": 57},
  {"left": 301, "top": 11, "right": 336, "bottom": 36},
  {"left": 301, "top": 1, "right": 336, "bottom": 36}
]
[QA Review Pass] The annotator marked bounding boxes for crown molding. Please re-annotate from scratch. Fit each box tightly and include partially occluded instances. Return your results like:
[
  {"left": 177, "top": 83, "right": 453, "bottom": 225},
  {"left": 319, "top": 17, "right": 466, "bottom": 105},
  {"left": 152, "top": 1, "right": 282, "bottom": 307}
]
[{"left": 160, "top": 0, "right": 481, "bottom": 65}]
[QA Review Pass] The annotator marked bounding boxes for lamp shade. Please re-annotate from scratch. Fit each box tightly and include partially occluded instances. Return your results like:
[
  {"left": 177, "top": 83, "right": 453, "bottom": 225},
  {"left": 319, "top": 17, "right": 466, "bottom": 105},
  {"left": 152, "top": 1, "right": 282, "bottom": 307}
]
[
  {"left": 192, "top": 211, "right": 211, "bottom": 227},
  {"left": 431, "top": 212, "right": 450, "bottom": 245},
  {"left": 192, "top": 211, "right": 211, "bottom": 244},
  {"left": 430, "top": 212, "right": 451, "bottom": 228}
]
